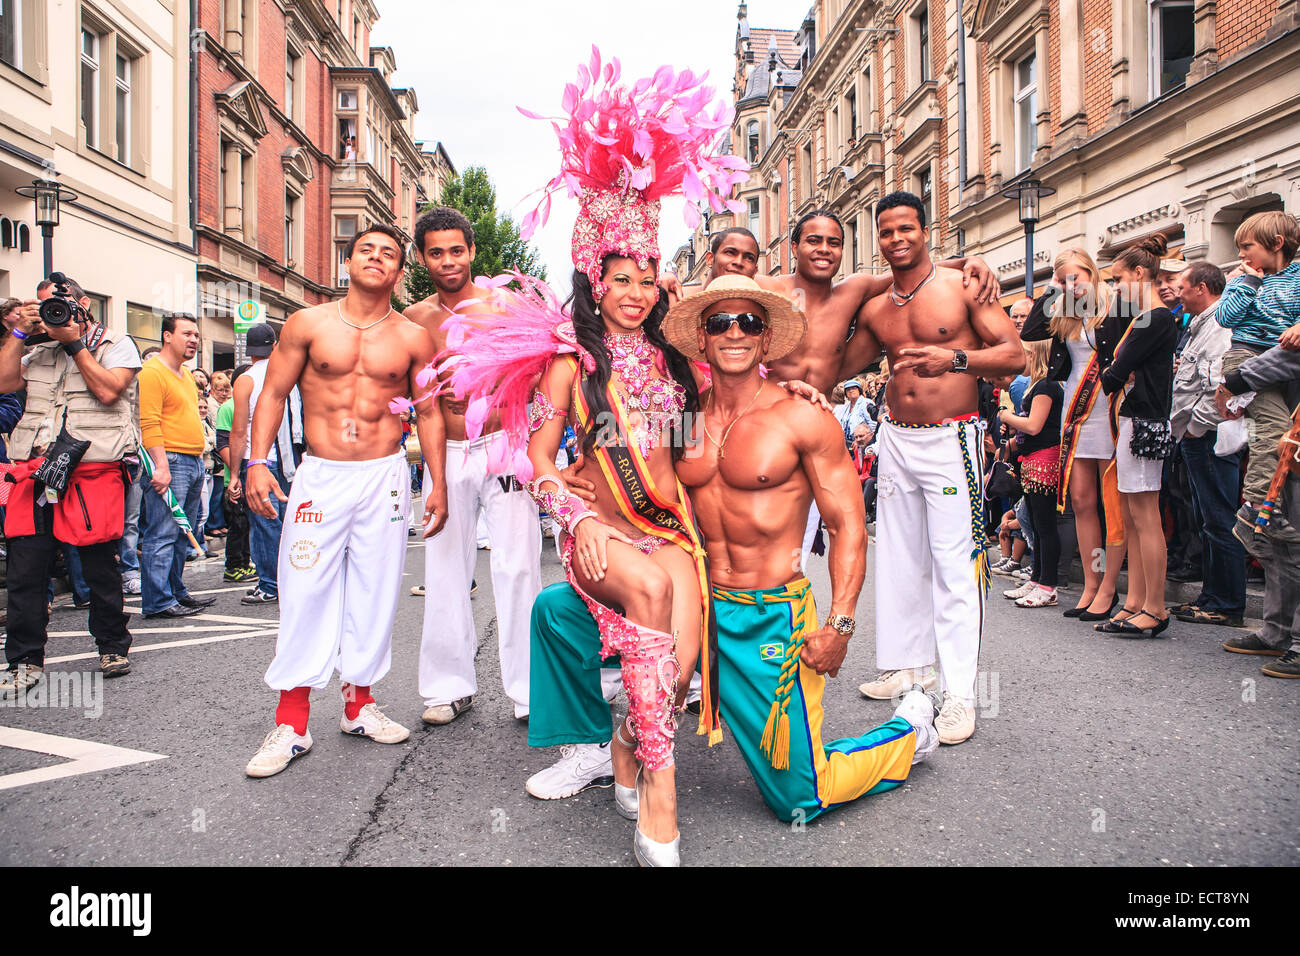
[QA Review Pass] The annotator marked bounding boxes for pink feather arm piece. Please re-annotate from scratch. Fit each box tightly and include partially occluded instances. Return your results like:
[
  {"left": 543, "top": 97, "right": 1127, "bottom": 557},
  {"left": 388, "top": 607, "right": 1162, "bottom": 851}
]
[
  {"left": 431, "top": 272, "right": 592, "bottom": 479},
  {"left": 517, "top": 44, "right": 750, "bottom": 239}
]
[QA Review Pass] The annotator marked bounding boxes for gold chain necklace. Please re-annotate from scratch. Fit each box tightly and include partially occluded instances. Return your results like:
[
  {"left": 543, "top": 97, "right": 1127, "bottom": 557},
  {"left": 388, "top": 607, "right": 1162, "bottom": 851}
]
[
  {"left": 702, "top": 382, "right": 765, "bottom": 459},
  {"left": 337, "top": 300, "right": 392, "bottom": 331}
]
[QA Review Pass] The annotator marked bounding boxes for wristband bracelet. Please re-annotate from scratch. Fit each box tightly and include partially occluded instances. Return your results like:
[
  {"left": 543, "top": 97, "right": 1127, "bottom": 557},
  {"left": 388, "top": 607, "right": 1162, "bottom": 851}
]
[
  {"left": 62, "top": 339, "right": 87, "bottom": 357},
  {"left": 247, "top": 458, "right": 271, "bottom": 468},
  {"left": 11, "top": 328, "right": 28, "bottom": 340}
]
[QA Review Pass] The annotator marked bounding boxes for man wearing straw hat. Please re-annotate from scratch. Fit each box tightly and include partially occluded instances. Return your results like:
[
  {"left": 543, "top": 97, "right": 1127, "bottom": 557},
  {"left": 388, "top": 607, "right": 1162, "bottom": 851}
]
[{"left": 525, "top": 275, "right": 937, "bottom": 820}]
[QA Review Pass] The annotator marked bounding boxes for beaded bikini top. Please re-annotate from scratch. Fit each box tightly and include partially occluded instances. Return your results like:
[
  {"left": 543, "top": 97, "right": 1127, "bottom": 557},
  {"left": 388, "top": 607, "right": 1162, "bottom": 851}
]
[{"left": 605, "top": 330, "right": 686, "bottom": 457}]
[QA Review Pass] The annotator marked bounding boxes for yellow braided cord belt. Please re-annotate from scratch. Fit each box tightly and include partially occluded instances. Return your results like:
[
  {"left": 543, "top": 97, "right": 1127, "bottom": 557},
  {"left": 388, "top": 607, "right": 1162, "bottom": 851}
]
[{"left": 713, "top": 582, "right": 816, "bottom": 771}]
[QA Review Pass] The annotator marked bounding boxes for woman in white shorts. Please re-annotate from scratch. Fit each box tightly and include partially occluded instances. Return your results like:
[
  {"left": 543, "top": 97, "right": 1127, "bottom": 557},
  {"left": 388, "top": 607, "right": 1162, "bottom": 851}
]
[{"left": 1099, "top": 235, "right": 1180, "bottom": 638}]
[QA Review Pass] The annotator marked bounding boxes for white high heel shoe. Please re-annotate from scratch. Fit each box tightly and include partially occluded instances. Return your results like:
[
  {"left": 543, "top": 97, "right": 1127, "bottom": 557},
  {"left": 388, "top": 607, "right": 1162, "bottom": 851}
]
[
  {"left": 632, "top": 768, "right": 679, "bottom": 867},
  {"left": 612, "top": 720, "right": 639, "bottom": 820}
]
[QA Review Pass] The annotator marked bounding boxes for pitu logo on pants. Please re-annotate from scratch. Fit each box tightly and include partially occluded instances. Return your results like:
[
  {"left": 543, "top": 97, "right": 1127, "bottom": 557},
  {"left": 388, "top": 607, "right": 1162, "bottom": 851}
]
[{"left": 294, "top": 500, "right": 324, "bottom": 523}]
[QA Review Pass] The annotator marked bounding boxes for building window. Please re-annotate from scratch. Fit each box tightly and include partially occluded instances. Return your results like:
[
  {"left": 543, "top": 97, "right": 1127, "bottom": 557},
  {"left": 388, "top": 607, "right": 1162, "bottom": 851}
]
[
  {"left": 915, "top": 166, "right": 934, "bottom": 238},
  {"left": 802, "top": 142, "right": 813, "bottom": 203},
  {"left": 285, "top": 46, "right": 299, "bottom": 122},
  {"left": 849, "top": 220, "right": 858, "bottom": 270},
  {"left": 1151, "top": 1, "right": 1194, "bottom": 97},
  {"left": 81, "top": 28, "right": 99, "bottom": 149},
  {"left": 747, "top": 120, "right": 759, "bottom": 164},
  {"left": 1, "top": 0, "right": 21, "bottom": 70},
  {"left": 338, "top": 89, "right": 357, "bottom": 111},
  {"left": 127, "top": 302, "right": 161, "bottom": 353},
  {"left": 284, "top": 190, "right": 297, "bottom": 265},
  {"left": 83, "top": 292, "right": 107, "bottom": 325},
  {"left": 846, "top": 87, "right": 857, "bottom": 142},
  {"left": 1013, "top": 52, "right": 1037, "bottom": 172},
  {"left": 747, "top": 197, "right": 760, "bottom": 241},
  {"left": 114, "top": 53, "right": 130, "bottom": 163},
  {"left": 335, "top": 216, "right": 357, "bottom": 286},
  {"left": 916, "top": 5, "right": 931, "bottom": 82}
]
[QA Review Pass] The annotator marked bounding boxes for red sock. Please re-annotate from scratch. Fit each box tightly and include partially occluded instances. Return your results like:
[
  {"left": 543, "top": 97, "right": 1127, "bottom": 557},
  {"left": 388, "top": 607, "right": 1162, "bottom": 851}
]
[
  {"left": 341, "top": 683, "right": 373, "bottom": 720},
  {"left": 275, "top": 687, "right": 311, "bottom": 735}
]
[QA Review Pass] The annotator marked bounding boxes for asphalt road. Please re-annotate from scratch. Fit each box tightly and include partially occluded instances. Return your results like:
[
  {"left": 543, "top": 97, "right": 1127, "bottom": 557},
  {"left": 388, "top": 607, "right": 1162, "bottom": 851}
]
[{"left": 0, "top": 532, "right": 1295, "bottom": 867}]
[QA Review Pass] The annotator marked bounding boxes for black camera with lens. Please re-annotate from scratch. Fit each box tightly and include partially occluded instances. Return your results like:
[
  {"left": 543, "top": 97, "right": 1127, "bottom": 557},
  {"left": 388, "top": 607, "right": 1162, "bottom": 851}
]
[{"left": 38, "top": 272, "right": 90, "bottom": 328}]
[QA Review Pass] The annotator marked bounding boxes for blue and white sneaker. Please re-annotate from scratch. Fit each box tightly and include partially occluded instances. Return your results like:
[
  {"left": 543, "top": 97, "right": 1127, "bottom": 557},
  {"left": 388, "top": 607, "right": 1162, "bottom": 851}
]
[
  {"left": 893, "top": 686, "right": 941, "bottom": 764},
  {"left": 245, "top": 724, "right": 312, "bottom": 778},
  {"left": 340, "top": 702, "right": 410, "bottom": 744}
]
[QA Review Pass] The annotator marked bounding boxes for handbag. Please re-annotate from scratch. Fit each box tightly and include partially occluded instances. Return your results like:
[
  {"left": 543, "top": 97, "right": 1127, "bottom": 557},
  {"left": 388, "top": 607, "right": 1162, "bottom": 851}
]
[
  {"left": 32, "top": 424, "right": 91, "bottom": 495},
  {"left": 986, "top": 458, "right": 1021, "bottom": 500},
  {"left": 1129, "top": 417, "right": 1175, "bottom": 460}
]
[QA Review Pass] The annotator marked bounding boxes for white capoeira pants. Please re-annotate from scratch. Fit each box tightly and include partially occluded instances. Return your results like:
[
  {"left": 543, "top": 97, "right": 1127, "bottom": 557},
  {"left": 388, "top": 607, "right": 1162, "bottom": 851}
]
[
  {"left": 420, "top": 433, "right": 541, "bottom": 716},
  {"left": 264, "top": 451, "right": 411, "bottom": 691},
  {"left": 800, "top": 501, "right": 822, "bottom": 572},
  {"left": 874, "top": 416, "right": 986, "bottom": 704}
]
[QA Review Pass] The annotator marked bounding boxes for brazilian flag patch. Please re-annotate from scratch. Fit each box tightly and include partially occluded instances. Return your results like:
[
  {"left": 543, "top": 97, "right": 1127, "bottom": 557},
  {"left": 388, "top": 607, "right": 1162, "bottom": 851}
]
[
  {"left": 759, "top": 643, "right": 784, "bottom": 662},
  {"left": 943, "top": 486, "right": 958, "bottom": 495}
]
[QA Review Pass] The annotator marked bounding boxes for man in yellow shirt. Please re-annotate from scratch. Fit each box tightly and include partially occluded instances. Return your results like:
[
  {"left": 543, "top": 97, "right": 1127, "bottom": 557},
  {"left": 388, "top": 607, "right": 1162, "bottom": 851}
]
[{"left": 138, "top": 313, "right": 216, "bottom": 618}]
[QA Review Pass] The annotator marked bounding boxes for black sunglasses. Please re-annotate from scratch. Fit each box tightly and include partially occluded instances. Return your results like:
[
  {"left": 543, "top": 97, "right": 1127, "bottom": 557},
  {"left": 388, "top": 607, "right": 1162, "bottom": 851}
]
[{"left": 702, "top": 312, "right": 767, "bottom": 336}]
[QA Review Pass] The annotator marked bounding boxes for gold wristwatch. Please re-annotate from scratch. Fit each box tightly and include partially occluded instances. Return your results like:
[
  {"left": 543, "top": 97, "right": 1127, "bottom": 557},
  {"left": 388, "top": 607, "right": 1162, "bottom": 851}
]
[{"left": 826, "top": 614, "right": 855, "bottom": 636}]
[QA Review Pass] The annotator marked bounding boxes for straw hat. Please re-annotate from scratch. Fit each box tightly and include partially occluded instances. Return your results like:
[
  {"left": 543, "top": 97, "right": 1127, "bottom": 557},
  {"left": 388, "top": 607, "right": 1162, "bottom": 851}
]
[{"left": 662, "top": 275, "right": 806, "bottom": 362}]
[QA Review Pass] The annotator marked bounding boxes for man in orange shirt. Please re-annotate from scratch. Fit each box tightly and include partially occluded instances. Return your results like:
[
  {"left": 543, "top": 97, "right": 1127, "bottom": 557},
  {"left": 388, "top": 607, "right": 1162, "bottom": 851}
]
[{"left": 138, "top": 313, "right": 216, "bottom": 619}]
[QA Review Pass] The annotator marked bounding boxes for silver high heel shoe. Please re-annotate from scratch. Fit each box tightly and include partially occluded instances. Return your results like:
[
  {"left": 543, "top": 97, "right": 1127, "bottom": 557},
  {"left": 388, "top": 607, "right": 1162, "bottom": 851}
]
[
  {"left": 632, "top": 767, "right": 679, "bottom": 867},
  {"left": 612, "top": 720, "right": 639, "bottom": 820}
]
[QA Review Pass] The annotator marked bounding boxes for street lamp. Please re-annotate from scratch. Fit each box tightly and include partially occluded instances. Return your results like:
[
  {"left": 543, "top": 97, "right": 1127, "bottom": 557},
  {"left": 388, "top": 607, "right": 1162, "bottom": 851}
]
[
  {"left": 15, "top": 178, "right": 79, "bottom": 278},
  {"left": 1001, "top": 177, "right": 1055, "bottom": 299}
]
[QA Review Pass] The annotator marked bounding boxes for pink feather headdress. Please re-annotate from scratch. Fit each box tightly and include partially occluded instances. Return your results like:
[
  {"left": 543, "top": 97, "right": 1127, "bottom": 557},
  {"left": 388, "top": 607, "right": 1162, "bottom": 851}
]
[{"left": 518, "top": 46, "right": 750, "bottom": 301}]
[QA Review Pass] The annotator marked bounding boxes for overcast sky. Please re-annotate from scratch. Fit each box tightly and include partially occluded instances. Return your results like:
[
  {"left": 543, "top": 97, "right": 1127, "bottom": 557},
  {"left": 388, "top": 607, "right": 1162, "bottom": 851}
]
[{"left": 371, "top": 0, "right": 814, "bottom": 293}]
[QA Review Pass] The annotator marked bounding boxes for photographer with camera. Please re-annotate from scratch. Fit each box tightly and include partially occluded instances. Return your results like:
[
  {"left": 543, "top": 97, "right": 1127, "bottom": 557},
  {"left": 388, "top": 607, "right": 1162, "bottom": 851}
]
[{"left": 0, "top": 273, "right": 141, "bottom": 697}]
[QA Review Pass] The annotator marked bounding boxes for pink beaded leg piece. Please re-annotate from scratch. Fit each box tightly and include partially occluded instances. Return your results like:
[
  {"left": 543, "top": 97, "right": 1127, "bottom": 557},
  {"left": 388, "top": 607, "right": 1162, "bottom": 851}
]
[
  {"left": 619, "top": 623, "right": 679, "bottom": 772},
  {"left": 560, "top": 536, "right": 679, "bottom": 770}
]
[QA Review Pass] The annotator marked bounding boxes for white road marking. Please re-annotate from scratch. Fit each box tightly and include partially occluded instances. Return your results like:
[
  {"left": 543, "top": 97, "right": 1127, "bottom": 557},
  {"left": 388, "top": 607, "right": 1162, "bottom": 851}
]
[
  {"left": 46, "top": 624, "right": 271, "bottom": 638},
  {"left": 0, "top": 726, "right": 166, "bottom": 791},
  {"left": 43, "top": 628, "right": 275, "bottom": 664}
]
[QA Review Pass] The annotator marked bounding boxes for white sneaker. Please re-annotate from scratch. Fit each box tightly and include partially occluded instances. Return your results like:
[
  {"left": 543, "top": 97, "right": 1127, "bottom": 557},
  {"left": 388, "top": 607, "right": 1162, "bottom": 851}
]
[
  {"left": 859, "top": 667, "right": 937, "bottom": 700},
  {"left": 893, "top": 688, "right": 940, "bottom": 764},
  {"left": 936, "top": 694, "right": 976, "bottom": 745},
  {"left": 1016, "top": 585, "right": 1058, "bottom": 607},
  {"left": 340, "top": 702, "right": 410, "bottom": 744},
  {"left": 246, "top": 724, "right": 313, "bottom": 777},
  {"left": 122, "top": 578, "right": 142, "bottom": 596},
  {"left": 421, "top": 695, "right": 473, "bottom": 725},
  {"left": 992, "top": 559, "right": 1021, "bottom": 576},
  {"left": 1012, "top": 567, "right": 1032, "bottom": 579},
  {"left": 525, "top": 742, "right": 615, "bottom": 799},
  {"left": 1004, "top": 579, "right": 1037, "bottom": 600},
  {"left": 0, "top": 664, "right": 43, "bottom": 699}
]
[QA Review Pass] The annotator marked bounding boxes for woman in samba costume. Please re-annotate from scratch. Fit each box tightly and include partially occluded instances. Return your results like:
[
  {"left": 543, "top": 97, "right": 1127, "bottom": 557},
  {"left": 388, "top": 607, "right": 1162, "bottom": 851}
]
[{"left": 439, "top": 49, "right": 747, "bottom": 866}]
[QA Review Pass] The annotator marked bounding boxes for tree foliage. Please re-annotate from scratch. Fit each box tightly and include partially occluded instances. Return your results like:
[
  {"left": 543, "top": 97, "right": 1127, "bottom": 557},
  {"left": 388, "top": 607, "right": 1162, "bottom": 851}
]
[{"left": 400, "top": 166, "right": 546, "bottom": 306}]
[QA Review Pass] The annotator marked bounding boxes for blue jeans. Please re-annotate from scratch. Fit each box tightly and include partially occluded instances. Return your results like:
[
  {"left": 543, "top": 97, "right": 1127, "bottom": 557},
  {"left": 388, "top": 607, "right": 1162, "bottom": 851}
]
[
  {"left": 245, "top": 460, "right": 289, "bottom": 597},
  {"left": 140, "top": 452, "right": 204, "bottom": 614},
  {"left": 1179, "top": 433, "right": 1246, "bottom": 615},
  {"left": 119, "top": 462, "right": 144, "bottom": 583},
  {"left": 63, "top": 544, "right": 90, "bottom": 604}
]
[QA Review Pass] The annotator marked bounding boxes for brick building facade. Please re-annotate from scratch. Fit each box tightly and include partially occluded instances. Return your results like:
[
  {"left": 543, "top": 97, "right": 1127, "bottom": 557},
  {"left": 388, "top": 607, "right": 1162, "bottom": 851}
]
[
  {"left": 194, "top": 0, "right": 453, "bottom": 369},
  {"left": 673, "top": 0, "right": 1299, "bottom": 307}
]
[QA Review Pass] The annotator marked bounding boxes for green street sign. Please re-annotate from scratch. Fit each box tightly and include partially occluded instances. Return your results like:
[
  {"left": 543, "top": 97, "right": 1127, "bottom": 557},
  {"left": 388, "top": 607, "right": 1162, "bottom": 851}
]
[{"left": 234, "top": 300, "right": 263, "bottom": 332}]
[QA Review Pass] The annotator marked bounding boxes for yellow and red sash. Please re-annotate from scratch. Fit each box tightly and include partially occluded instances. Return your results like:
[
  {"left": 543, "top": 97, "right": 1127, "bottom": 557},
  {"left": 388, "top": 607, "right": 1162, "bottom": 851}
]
[
  {"left": 1057, "top": 349, "right": 1104, "bottom": 513},
  {"left": 571, "top": 375, "right": 724, "bottom": 745},
  {"left": 1058, "top": 321, "right": 1137, "bottom": 542}
]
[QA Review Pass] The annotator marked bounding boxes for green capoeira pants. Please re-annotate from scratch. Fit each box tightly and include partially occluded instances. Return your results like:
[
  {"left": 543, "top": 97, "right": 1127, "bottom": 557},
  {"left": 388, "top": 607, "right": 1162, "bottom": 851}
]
[{"left": 528, "top": 578, "right": 917, "bottom": 822}]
